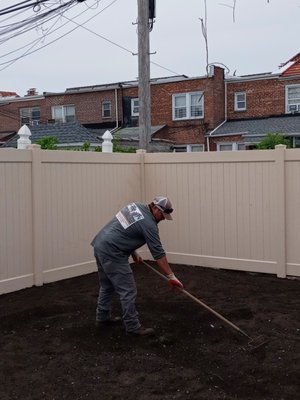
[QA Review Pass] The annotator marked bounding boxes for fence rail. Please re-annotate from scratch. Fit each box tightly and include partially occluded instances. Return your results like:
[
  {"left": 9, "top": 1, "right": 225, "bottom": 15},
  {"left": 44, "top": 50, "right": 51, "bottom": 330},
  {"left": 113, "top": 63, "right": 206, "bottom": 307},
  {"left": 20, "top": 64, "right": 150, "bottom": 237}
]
[{"left": 1, "top": 145, "right": 299, "bottom": 295}]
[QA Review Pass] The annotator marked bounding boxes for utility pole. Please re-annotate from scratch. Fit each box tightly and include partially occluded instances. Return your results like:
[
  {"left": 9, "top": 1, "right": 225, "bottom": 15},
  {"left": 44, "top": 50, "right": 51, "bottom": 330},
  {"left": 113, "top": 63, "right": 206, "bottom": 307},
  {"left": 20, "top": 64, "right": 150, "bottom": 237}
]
[{"left": 137, "top": 0, "right": 151, "bottom": 151}]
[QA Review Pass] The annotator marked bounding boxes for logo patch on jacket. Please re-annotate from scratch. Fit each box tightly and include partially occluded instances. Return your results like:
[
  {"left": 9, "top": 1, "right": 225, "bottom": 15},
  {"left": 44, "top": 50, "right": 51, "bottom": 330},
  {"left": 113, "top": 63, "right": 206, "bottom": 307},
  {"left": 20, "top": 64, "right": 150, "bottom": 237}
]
[{"left": 116, "top": 203, "right": 144, "bottom": 229}]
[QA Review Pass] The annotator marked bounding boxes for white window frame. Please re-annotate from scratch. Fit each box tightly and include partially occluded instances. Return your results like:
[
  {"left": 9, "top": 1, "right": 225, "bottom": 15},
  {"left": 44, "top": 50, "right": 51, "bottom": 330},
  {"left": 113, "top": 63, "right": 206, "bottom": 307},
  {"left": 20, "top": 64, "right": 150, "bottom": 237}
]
[
  {"left": 173, "top": 144, "right": 204, "bottom": 153},
  {"left": 172, "top": 92, "right": 204, "bottom": 121},
  {"left": 234, "top": 92, "right": 246, "bottom": 111},
  {"left": 285, "top": 84, "right": 300, "bottom": 113},
  {"left": 52, "top": 105, "right": 75, "bottom": 123},
  {"left": 131, "top": 98, "right": 139, "bottom": 116},
  {"left": 288, "top": 136, "right": 300, "bottom": 148},
  {"left": 20, "top": 107, "right": 40, "bottom": 126},
  {"left": 217, "top": 142, "right": 245, "bottom": 151},
  {"left": 102, "top": 101, "right": 111, "bottom": 118}
]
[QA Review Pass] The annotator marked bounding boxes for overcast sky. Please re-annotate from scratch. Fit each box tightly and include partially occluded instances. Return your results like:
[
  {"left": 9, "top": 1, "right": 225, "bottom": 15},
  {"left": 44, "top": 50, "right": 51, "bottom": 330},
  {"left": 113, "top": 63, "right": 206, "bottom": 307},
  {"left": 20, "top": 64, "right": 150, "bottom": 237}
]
[{"left": 0, "top": 0, "right": 299, "bottom": 97}]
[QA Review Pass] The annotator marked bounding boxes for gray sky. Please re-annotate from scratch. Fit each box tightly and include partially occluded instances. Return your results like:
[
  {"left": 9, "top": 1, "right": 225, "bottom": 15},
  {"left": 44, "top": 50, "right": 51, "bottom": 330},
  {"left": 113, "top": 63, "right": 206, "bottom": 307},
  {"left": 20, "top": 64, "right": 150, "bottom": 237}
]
[{"left": 0, "top": 0, "right": 299, "bottom": 97}]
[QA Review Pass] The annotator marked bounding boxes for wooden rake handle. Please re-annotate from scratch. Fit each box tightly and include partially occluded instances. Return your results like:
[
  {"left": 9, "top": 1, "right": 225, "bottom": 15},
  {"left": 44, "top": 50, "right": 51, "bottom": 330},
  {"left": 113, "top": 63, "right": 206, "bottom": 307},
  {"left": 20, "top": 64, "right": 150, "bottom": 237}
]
[{"left": 141, "top": 260, "right": 251, "bottom": 340}]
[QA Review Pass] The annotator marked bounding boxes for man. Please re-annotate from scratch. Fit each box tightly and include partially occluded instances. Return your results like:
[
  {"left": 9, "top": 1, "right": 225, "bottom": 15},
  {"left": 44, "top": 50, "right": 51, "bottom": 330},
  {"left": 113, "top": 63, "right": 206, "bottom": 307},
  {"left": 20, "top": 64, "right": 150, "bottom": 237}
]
[{"left": 91, "top": 196, "right": 183, "bottom": 336}]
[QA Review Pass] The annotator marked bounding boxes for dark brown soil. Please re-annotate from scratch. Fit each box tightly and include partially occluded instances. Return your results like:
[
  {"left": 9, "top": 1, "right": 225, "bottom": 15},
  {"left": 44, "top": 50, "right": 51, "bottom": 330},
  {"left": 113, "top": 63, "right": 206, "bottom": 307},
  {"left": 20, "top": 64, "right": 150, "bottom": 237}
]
[{"left": 0, "top": 263, "right": 299, "bottom": 400}]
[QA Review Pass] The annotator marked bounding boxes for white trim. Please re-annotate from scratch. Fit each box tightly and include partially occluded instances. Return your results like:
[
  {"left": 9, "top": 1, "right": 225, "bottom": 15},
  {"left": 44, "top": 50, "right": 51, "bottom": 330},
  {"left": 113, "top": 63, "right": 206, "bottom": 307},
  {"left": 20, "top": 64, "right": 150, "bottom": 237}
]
[
  {"left": 217, "top": 142, "right": 246, "bottom": 151},
  {"left": 285, "top": 84, "right": 300, "bottom": 114},
  {"left": 173, "top": 144, "right": 204, "bottom": 153},
  {"left": 102, "top": 101, "right": 112, "bottom": 118},
  {"left": 234, "top": 91, "right": 246, "bottom": 111},
  {"left": 131, "top": 98, "right": 139, "bottom": 116},
  {"left": 52, "top": 104, "right": 76, "bottom": 123},
  {"left": 172, "top": 92, "right": 204, "bottom": 121}
]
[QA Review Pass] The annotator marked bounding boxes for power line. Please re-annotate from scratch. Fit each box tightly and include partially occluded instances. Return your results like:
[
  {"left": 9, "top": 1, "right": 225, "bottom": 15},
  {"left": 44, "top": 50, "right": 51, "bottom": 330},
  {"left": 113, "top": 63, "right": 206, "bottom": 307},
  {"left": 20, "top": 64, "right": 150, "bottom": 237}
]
[
  {"left": 0, "top": 0, "right": 182, "bottom": 78},
  {"left": 0, "top": 1, "right": 60, "bottom": 16}
]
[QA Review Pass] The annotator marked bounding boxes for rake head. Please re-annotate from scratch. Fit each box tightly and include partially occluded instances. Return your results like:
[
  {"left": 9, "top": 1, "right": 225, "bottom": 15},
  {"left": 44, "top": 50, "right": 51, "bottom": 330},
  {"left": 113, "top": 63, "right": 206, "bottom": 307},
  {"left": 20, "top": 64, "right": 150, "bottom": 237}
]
[{"left": 246, "top": 335, "right": 269, "bottom": 352}]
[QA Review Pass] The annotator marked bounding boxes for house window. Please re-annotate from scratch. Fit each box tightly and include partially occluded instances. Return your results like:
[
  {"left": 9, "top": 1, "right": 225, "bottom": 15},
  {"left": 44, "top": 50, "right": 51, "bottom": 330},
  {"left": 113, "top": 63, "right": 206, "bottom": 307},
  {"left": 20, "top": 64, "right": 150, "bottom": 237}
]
[
  {"left": 288, "top": 136, "right": 300, "bottom": 148},
  {"left": 295, "top": 137, "right": 300, "bottom": 148},
  {"left": 217, "top": 142, "right": 245, "bottom": 151},
  {"left": 131, "top": 98, "right": 139, "bottom": 116},
  {"left": 52, "top": 105, "right": 75, "bottom": 123},
  {"left": 172, "top": 92, "right": 204, "bottom": 120},
  {"left": 20, "top": 107, "right": 40, "bottom": 126},
  {"left": 286, "top": 85, "right": 300, "bottom": 113},
  {"left": 234, "top": 92, "right": 246, "bottom": 111},
  {"left": 102, "top": 101, "right": 111, "bottom": 118},
  {"left": 173, "top": 144, "right": 204, "bottom": 152}
]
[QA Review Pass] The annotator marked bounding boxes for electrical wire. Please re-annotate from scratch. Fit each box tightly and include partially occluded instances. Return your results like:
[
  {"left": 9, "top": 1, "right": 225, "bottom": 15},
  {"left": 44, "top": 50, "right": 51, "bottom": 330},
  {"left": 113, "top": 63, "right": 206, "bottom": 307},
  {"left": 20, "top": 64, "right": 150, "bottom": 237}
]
[
  {"left": 0, "top": 0, "right": 116, "bottom": 70},
  {"left": 0, "top": 0, "right": 183, "bottom": 78},
  {"left": 0, "top": 1, "right": 59, "bottom": 17}
]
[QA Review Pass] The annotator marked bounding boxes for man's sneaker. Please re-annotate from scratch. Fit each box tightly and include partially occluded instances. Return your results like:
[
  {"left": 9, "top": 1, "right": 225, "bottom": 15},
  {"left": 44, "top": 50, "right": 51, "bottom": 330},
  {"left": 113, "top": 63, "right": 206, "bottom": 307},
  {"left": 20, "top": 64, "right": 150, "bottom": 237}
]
[
  {"left": 95, "top": 317, "right": 122, "bottom": 327},
  {"left": 127, "top": 327, "right": 155, "bottom": 336}
]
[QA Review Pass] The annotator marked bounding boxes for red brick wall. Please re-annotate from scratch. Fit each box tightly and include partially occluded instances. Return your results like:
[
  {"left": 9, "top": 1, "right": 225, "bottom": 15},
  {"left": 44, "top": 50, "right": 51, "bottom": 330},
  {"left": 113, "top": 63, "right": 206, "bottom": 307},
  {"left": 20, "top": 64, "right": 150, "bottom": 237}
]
[
  {"left": 226, "top": 77, "right": 300, "bottom": 120},
  {"left": 0, "top": 98, "right": 46, "bottom": 132},
  {"left": 45, "top": 90, "right": 122, "bottom": 124},
  {"left": 209, "top": 134, "right": 242, "bottom": 151},
  {"left": 122, "top": 67, "right": 225, "bottom": 146},
  {"left": 0, "top": 90, "right": 122, "bottom": 132},
  {"left": 0, "top": 68, "right": 225, "bottom": 148}
]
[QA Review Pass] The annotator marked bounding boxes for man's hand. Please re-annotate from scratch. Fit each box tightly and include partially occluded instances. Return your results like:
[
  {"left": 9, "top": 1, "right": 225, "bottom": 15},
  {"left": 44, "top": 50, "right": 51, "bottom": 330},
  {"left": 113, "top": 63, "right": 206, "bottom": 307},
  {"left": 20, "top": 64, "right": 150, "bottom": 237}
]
[
  {"left": 132, "top": 251, "right": 143, "bottom": 264},
  {"left": 167, "top": 273, "right": 183, "bottom": 289}
]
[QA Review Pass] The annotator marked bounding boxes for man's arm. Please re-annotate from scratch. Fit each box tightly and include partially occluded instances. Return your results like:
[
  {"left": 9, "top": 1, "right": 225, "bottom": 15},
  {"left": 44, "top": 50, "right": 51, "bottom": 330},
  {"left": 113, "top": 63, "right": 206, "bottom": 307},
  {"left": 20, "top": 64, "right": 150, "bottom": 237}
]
[{"left": 156, "top": 255, "right": 183, "bottom": 288}]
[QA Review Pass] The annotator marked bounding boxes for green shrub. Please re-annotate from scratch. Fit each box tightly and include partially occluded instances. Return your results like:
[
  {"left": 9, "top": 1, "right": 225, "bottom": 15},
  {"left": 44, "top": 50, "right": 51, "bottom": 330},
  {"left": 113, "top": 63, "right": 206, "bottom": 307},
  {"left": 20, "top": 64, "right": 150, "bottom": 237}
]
[
  {"left": 36, "top": 136, "right": 58, "bottom": 150},
  {"left": 255, "top": 133, "right": 290, "bottom": 149},
  {"left": 82, "top": 142, "right": 90, "bottom": 151}
]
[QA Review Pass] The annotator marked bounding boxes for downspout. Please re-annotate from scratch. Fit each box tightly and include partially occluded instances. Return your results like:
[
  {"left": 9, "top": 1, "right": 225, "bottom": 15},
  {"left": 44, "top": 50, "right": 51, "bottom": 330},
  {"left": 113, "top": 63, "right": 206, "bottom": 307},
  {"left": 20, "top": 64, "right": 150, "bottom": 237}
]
[
  {"left": 206, "top": 79, "right": 227, "bottom": 151},
  {"left": 113, "top": 87, "right": 119, "bottom": 131}
]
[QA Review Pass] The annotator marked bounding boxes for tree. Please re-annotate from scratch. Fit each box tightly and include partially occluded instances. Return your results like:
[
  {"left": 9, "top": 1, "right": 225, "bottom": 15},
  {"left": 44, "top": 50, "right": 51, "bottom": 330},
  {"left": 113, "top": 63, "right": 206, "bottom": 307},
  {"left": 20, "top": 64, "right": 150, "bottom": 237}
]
[{"left": 255, "top": 133, "right": 290, "bottom": 149}]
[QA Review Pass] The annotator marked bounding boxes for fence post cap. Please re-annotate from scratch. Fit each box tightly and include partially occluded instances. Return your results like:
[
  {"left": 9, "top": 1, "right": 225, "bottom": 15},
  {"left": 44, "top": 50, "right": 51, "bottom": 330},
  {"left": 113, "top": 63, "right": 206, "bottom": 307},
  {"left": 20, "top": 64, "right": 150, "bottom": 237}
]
[
  {"left": 102, "top": 130, "right": 113, "bottom": 140},
  {"left": 17, "top": 124, "right": 32, "bottom": 149}
]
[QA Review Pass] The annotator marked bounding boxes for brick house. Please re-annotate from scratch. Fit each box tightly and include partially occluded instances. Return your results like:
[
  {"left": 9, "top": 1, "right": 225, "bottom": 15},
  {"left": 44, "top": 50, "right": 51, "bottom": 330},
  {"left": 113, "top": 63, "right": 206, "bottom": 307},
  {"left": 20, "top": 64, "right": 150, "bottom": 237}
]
[
  {"left": 207, "top": 53, "right": 300, "bottom": 151},
  {"left": 0, "top": 67, "right": 225, "bottom": 151},
  {"left": 2, "top": 54, "right": 299, "bottom": 151}
]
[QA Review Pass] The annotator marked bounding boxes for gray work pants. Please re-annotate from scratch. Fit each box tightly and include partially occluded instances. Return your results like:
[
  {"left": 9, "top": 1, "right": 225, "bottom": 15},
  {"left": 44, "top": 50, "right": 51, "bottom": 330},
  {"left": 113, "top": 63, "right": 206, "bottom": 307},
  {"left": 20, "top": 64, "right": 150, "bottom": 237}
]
[{"left": 94, "top": 251, "right": 141, "bottom": 332}]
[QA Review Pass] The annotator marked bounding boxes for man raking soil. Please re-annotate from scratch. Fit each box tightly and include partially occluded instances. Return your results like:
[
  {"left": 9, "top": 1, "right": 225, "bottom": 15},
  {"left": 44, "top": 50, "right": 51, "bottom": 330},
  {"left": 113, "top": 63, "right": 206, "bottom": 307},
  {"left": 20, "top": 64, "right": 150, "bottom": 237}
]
[{"left": 91, "top": 196, "right": 183, "bottom": 336}]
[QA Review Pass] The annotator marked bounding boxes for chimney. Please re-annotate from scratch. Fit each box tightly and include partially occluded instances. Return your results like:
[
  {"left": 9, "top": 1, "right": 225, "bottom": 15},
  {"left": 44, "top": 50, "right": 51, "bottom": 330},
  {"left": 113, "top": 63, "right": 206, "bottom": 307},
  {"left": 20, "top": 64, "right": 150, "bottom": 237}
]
[{"left": 26, "top": 88, "right": 38, "bottom": 96}]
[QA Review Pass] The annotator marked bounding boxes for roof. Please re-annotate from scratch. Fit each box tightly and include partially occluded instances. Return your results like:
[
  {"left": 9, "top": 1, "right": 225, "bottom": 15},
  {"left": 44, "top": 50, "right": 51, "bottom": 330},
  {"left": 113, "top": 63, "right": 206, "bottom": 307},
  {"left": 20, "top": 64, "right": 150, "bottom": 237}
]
[
  {"left": 0, "top": 131, "right": 16, "bottom": 144},
  {"left": 84, "top": 127, "right": 110, "bottom": 138},
  {"left": 50, "top": 76, "right": 189, "bottom": 95},
  {"left": 113, "top": 125, "right": 166, "bottom": 142},
  {"left": 208, "top": 115, "right": 300, "bottom": 140},
  {"left": 0, "top": 91, "right": 19, "bottom": 99},
  {"left": 3, "top": 122, "right": 102, "bottom": 148}
]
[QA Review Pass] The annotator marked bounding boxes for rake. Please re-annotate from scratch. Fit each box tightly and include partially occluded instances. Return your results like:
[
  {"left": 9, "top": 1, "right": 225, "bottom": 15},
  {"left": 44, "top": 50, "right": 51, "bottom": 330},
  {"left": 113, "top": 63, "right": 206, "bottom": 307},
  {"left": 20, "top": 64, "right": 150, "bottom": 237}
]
[{"left": 142, "top": 260, "right": 269, "bottom": 352}]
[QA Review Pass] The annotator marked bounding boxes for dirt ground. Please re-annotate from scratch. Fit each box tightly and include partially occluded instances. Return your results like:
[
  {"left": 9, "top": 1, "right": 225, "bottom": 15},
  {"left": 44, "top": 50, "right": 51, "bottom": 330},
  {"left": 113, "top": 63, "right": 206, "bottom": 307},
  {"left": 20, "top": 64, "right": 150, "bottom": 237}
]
[{"left": 0, "top": 262, "right": 299, "bottom": 400}]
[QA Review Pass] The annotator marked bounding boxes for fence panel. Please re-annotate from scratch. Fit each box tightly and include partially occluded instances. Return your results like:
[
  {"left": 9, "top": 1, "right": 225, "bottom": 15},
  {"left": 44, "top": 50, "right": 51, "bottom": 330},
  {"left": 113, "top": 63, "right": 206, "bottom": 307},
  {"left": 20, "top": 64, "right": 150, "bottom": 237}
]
[
  {"left": 143, "top": 151, "right": 279, "bottom": 274},
  {"left": 39, "top": 151, "right": 142, "bottom": 283},
  {"left": 285, "top": 150, "right": 300, "bottom": 277},
  {"left": 1, "top": 146, "right": 299, "bottom": 295},
  {"left": 0, "top": 150, "right": 34, "bottom": 292}
]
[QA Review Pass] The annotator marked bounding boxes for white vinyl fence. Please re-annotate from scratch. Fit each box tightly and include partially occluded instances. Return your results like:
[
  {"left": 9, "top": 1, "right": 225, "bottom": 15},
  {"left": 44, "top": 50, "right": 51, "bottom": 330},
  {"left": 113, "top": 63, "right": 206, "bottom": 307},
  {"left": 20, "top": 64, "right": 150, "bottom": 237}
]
[{"left": 1, "top": 145, "right": 299, "bottom": 294}]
